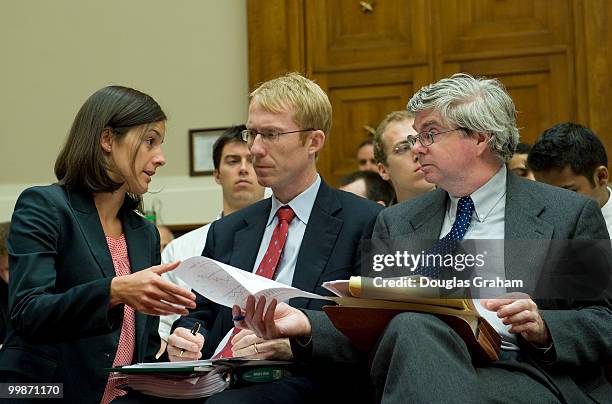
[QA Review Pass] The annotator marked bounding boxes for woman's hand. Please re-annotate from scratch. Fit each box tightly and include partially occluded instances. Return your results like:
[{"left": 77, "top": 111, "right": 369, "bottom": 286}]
[{"left": 109, "top": 261, "right": 196, "bottom": 316}]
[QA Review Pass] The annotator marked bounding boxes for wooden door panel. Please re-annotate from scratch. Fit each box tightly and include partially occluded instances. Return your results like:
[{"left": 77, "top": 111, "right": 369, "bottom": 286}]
[
  {"left": 434, "top": 0, "right": 571, "bottom": 57},
  {"left": 247, "top": 0, "right": 610, "bottom": 184},
  {"left": 247, "top": 0, "right": 306, "bottom": 91},
  {"left": 321, "top": 85, "right": 413, "bottom": 185},
  {"left": 307, "top": 0, "right": 428, "bottom": 72},
  {"left": 574, "top": 0, "right": 612, "bottom": 155},
  {"left": 315, "top": 67, "right": 429, "bottom": 185}
]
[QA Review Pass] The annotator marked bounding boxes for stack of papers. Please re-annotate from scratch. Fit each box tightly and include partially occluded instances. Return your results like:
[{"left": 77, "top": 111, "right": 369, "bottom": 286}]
[
  {"left": 111, "top": 367, "right": 230, "bottom": 399},
  {"left": 108, "top": 359, "right": 295, "bottom": 399}
]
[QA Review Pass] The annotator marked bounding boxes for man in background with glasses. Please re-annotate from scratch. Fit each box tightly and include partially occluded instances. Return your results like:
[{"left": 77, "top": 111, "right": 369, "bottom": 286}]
[
  {"left": 234, "top": 73, "right": 612, "bottom": 403},
  {"left": 373, "top": 110, "right": 435, "bottom": 204},
  {"left": 167, "top": 73, "right": 382, "bottom": 403}
]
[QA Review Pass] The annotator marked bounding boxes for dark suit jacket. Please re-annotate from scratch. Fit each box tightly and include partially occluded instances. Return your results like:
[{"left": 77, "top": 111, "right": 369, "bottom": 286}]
[
  {"left": 0, "top": 281, "right": 7, "bottom": 344},
  {"left": 0, "top": 185, "right": 161, "bottom": 404},
  {"left": 306, "top": 172, "right": 612, "bottom": 402},
  {"left": 175, "top": 180, "right": 383, "bottom": 359}
]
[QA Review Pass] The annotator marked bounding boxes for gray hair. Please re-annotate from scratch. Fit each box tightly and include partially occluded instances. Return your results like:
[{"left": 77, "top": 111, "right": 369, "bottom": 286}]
[{"left": 407, "top": 73, "right": 519, "bottom": 162}]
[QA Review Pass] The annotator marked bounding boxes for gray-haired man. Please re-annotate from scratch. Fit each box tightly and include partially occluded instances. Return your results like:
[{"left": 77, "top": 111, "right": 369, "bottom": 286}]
[{"left": 235, "top": 73, "right": 612, "bottom": 403}]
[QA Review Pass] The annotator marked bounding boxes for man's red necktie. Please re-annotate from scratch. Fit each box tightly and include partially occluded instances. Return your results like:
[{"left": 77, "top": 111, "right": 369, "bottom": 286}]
[{"left": 213, "top": 206, "right": 296, "bottom": 359}]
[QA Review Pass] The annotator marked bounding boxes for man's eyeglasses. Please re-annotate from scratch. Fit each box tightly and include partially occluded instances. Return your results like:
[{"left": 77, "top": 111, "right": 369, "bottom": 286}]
[
  {"left": 241, "top": 128, "right": 314, "bottom": 146},
  {"left": 406, "top": 128, "right": 465, "bottom": 147},
  {"left": 390, "top": 142, "right": 412, "bottom": 156}
]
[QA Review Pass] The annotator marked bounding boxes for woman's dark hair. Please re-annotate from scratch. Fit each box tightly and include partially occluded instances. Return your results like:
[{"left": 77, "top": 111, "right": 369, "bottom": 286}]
[{"left": 54, "top": 86, "right": 166, "bottom": 210}]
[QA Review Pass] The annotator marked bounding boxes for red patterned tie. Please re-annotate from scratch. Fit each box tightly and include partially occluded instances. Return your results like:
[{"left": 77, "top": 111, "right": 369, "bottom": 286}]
[{"left": 213, "top": 206, "right": 296, "bottom": 359}]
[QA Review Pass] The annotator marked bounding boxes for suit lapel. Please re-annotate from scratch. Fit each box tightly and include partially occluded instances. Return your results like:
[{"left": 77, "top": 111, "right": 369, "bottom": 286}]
[
  {"left": 121, "top": 207, "right": 152, "bottom": 356},
  {"left": 504, "top": 174, "right": 554, "bottom": 294},
  {"left": 230, "top": 200, "right": 270, "bottom": 272},
  {"left": 70, "top": 190, "right": 153, "bottom": 358},
  {"left": 292, "top": 182, "right": 343, "bottom": 308},
  {"left": 69, "top": 190, "right": 116, "bottom": 278},
  {"left": 407, "top": 189, "right": 447, "bottom": 240}
]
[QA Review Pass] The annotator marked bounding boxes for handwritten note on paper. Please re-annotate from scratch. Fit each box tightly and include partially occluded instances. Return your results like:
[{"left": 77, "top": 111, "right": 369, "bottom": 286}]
[{"left": 174, "top": 257, "right": 331, "bottom": 308}]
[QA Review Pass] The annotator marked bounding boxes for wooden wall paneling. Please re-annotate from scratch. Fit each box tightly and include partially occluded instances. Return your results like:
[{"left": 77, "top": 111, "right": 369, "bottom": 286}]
[
  {"left": 306, "top": 0, "right": 428, "bottom": 72},
  {"left": 434, "top": 0, "right": 572, "bottom": 57},
  {"left": 246, "top": 0, "right": 612, "bottom": 180},
  {"left": 314, "top": 66, "right": 430, "bottom": 185},
  {"left": 247, "top": 0, "right": 306, "bottom": 91},
  {"left": 441, "top": 53, "right": 574, "bottom": 145},
  {"left": 573, "top": 0, "right": 612, "bottom": 155},
  {"left": 572, "top": 0, "right": 589, "bottom": 126}
]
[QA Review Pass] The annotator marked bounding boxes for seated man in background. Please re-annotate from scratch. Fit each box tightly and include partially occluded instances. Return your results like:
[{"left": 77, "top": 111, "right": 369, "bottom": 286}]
[
  {"left": 506, "top": 142, "right": 535, "bottom": 180},
  {"left": 0, "top": 222, "right": 9, "bottom": 345},
  {"left": 373, "top": 110, "right": 435, "bottom": 203},
  {"left": 235, "top": 73, "right": 612, "bottom": 403},
  {"left": 528, "top": 122, "right": 612, "bottom": 234},
  {"left": 158, "top": 125, "right": 265, "bottom": 349},
  {"left": 167, "top": 73, "right": 382, "bottom": 403},
  {"left": 356, "top": 137, "right": 378, "bottom": 172},
  {"left": 338, "top": 170, "right": 395, "bottom": 207}
]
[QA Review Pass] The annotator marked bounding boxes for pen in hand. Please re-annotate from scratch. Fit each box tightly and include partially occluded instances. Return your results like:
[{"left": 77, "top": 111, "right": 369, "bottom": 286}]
[{"left": 179, "top": 321, "right": 201, "bottom": 358}]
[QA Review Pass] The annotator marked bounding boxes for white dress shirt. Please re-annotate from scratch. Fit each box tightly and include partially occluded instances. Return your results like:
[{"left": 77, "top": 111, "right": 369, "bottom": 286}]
[
  {"left": 439, "top": 165, "right": 518, "bottom": 350},
  {"left": 252, "top": 175, "right": 321, "bottom": 286},
  {"left": 599, "top": 186, "right": 612, "bottom": 238}
]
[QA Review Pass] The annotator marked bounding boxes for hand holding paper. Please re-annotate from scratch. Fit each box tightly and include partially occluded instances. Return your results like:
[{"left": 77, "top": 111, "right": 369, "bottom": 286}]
[
  {"left": 232, "top": 296, "right": 312, "bottom": 340},
  {"left": 174, "top": 256, "right": 331, "bottom": 309}
]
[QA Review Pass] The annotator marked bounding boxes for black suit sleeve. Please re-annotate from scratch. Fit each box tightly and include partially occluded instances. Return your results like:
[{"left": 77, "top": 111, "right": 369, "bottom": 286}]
[
  {"left": 300, "top": 309, "right": 365, "bottom": 364},
  {"left": 8, "top": 188, "right": 119, "bottom": 343}
]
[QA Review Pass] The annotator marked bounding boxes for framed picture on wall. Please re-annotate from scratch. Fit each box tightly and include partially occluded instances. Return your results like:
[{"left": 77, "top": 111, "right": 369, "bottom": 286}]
[{"left": 189, "top": 127, "right": 227, "bottom": 176}]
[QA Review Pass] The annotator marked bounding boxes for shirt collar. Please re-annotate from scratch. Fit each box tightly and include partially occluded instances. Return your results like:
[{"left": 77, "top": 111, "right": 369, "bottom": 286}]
[
  {"left": 268, "top": 174, "right": 321, "bottom": 226},
  {"left": 601, "top": 187, "right": 612, "bottom": 212},
  {"left": 449, "top": 165, "right": 507, "bottom": 223}
]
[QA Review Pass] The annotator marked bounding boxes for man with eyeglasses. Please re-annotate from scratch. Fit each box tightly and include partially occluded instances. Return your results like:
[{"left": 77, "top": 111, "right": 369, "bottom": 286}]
[
  {"left": 166, "top": 73, "right": 382, "bottom": 403},
  {"left": 373, "top": 110, "right": 435, "bottom": 203},
  {"left": 233, "top": 73, "right": 612, "bottom": 403}
]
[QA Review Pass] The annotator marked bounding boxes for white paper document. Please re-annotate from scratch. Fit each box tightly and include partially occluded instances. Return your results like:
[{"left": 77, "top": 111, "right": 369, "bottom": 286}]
[
  {"left": 321, "top": 279, "right": 351, "bottom": 297},
  {"left": 174, "top": 256, "right": 331, "bottom": 309}
]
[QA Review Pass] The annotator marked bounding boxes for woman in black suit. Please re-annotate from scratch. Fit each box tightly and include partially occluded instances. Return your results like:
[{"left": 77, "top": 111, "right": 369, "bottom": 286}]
[{"left": 0, "top": 86, "right": 196, "bottom": 403}]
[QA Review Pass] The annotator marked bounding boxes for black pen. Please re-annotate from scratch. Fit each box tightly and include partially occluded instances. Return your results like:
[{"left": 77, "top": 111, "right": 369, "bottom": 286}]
[{"left": 179, "top": 321, "right": 201, "bottom": 358}]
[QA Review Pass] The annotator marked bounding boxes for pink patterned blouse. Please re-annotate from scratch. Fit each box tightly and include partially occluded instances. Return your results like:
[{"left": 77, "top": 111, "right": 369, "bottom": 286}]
[{"left": 100, "top": 234, "right": 136, "bottom": 404}]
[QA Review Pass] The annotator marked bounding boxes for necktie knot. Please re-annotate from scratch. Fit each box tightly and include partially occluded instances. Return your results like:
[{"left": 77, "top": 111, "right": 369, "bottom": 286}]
[
  {"left": 446, "top": 195, "right": 474, "bottom": 241},
  {"left": 457, "top": 196, "right": 474, "bottom": 216},
  {"left": 277, "top": 206, "right": 295, "bottom": 224}
]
